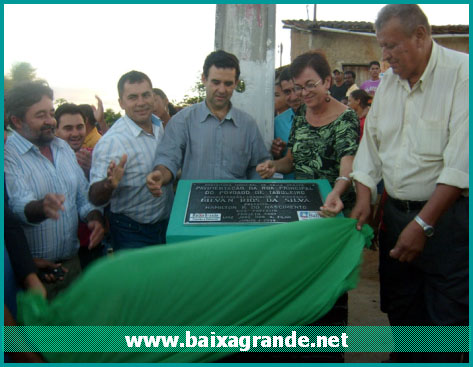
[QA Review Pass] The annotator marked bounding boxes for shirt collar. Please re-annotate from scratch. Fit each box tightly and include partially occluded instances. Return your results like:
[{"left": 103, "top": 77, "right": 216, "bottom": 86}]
[
  {"left": 123, "top": 114, "right": 161, "bottom": 137},
  {"left": 197, "top": 101, "right": 238, "bottom": 127},
  {"left": 151, "top": 114, "right": 163, "bottom": 127},
  {"left": 10, "top": 130, "right": 64, "bottom": 155},
  {"left": 396, "top": 40, "right": 437, "bottom": 92},
  {"left": 417, "top": 40, "right": 438, "bottom": 92}
]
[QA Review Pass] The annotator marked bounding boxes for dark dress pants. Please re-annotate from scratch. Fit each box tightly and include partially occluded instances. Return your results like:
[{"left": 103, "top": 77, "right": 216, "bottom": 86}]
[{"left": 378, "top": 196, "right": 468, "bottom": 363}]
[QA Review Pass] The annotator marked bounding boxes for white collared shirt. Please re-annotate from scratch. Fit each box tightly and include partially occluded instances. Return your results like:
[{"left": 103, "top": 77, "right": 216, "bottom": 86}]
[
  {"left": 90, "top": 114, "right": 173, "bottom": 223},
  {"left": 352, "top": 41, "right": 469, "bottom": 203},
  {"left": 5, "top": 133, "right": 96, "bottom": 261}
]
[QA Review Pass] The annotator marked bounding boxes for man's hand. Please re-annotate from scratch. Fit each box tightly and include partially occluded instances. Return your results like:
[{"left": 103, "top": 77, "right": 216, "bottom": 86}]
[
  {"left": 92, "top": 95, "right": 105, "bottom": 124},
  {"left": 146, "top": 170, "right": 165, "bottom": 197},
  {"left": 271, "top": 138, "right": 286, "bottom": 159},
  {"left": 350, "top": 200, "right": 371, "bottom": 230},
  {"left": 23, "top": 273, "right": 47, "bottom": 298},
  {"left": 89, "top": 155, "right": 127, "bottom": 206},
  {"left": 33, "top": 258, "right": 68, "bottom": 283},
  {"left": 76, "top": 148, "right": 92, "bottom": 178},
  {"left": 320, "top": 191, "right": 344, "bottom": 217},
  {"left": 87, "top": 220, "right": 105, "bottom": 249},
  {"left": 42, "top": 193, "right": 66, "bottom": 220},
  {"left": 25, "top": 193, "right": 65, "bottom": 223},
  {"left": 105, "top": 154, "right": 127, "bottom": 190},
  {"left": 256, "top": 160, "right": 276, "bottom": 179},
  {"left": 389, "top": 220, "right": 427, "bottom": 262},
  {"left": 350, "top": 181, "right": 372, "bottom": 230}
]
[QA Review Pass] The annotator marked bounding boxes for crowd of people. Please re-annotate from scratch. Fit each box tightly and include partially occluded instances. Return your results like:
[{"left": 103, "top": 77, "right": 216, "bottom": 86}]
[{"left": 4, "top": 4, "right": 468, "bottom": 363}]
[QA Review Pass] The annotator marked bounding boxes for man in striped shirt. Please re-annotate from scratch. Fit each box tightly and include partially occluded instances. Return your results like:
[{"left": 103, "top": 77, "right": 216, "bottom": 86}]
[
  {"left": 89, "top": 71, "right": 173, "bottom": 251},
  {"left": 4, "top": 81, "right": 105, "bottom": 299}
]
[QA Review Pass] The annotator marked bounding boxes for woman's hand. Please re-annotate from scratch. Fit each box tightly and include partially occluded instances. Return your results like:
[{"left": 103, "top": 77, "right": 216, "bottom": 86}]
[
  {"left": 320, "top": 190, "right": 344, "bottom": 217},
  {"left": 256, "top": 160, "right": 276, "bottom": 179}
]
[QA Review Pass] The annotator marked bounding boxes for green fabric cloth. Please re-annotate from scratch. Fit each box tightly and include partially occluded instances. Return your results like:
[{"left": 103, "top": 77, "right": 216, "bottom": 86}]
[{"left": 18, "top": 218, "right": 372, "bottom": 363}]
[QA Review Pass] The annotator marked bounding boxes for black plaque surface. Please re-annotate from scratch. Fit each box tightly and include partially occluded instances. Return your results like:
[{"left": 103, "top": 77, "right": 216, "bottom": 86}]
[{"left": 184, "top": 182, "right": 323, "bottom": 224}]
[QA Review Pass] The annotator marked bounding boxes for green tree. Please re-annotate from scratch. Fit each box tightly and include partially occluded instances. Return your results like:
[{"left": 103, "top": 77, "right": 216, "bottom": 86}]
[
  {"left": 54, "top": 98, "right": 69, "bottom": 107},
  {"left": 4, "top": 75, "right": 13, "bottom": 91},
  {"left": 10, "top": 62, "right": 36, "bottom": 82},
  {"left": 175, "top": 75, "right": 245, "bottom": 107},
  {"left": 104, "top": 108, "right": 121, "bottom": 126},
  {"left": 177, "top": 76, "right": 206, "bottom": 107},
  {"left": 4, "top": 62, "right": 39, "bottom": 91}
]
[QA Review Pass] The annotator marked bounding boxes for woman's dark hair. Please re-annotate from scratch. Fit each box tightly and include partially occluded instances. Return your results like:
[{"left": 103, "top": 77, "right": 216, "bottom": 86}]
[
  {"left": 350, "top": 89, "right": 371, "bottom": 108},
  {"left": 290, "top": 50, "right": 331, "bottom": 83}
]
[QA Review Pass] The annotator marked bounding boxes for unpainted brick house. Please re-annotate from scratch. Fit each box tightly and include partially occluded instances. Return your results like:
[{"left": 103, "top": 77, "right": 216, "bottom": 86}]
[{"left": 283, "top": 20, "right": 469, "bottom": 85}]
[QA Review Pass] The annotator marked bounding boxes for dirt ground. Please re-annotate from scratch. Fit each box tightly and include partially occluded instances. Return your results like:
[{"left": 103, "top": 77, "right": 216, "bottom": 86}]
[{"left": 345, "top": 248, "right": 390, "bottom": 363}]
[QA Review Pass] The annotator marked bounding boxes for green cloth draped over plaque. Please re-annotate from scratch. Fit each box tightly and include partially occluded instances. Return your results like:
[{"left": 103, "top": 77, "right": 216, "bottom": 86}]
[{"left": 17, "top": 218, "right": 373, "bottom": 363}]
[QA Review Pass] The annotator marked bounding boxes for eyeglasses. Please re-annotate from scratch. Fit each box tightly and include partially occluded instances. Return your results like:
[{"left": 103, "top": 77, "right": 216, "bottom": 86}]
[{"left": 293, "top": 79, "right": 322, "bottom": 93}]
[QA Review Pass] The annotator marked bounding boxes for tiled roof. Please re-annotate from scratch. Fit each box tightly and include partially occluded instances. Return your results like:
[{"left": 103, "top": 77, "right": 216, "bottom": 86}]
[{"left": 282, "top": 19, "right": 469, "bottom": 35}]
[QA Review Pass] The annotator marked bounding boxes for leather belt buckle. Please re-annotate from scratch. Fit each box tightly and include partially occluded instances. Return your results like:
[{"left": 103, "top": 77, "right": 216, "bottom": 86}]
[{"left": 389, "top": 196, "right": 426, "bottom": 212}]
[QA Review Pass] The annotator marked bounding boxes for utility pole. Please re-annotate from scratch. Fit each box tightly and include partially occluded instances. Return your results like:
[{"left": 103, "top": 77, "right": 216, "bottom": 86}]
[
  {"left": 279, "top": 43, "right": 283, "bottom": 67},
  {"left": 215, "top": 4, "right": 276, "bottom": 150},
  {"left": 313, "top": 4, "right": 317, "bottom": 22}
]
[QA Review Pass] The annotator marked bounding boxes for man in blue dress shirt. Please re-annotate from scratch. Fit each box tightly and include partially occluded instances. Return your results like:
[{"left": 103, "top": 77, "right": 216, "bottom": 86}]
[{"left": 146, "top": 50, "right": 270, "bottom": 197}]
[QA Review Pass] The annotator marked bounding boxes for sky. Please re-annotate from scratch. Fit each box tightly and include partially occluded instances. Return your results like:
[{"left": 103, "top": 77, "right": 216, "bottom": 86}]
[{"left": 4, "top": 4, "right": 469, "bottom": 112}]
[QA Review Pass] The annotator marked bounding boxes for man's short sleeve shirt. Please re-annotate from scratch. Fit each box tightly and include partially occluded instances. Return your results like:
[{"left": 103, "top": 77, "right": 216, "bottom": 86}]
[{"left": 90, "top": 114, "right": 173, "bottom": 223}]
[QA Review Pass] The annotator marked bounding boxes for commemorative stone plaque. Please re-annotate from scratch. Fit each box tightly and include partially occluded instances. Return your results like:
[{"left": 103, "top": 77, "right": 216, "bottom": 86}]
[{"left": 184, "top": 182, "right": 323, "bottom": 224}]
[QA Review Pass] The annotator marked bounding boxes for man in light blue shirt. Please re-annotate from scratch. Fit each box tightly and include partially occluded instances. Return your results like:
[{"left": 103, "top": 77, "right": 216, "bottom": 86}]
[
  {"left": 146, "top": 50, "right": 270, "bottom": 196},
  {"left": 89, "top": 71, "right": 173, "bottom": 251},
  {"left": 4, "top": 81, "right": 104, "bottom": 298},
  {"left": 271, "top": 67, "right": 302, "bottom": 180}
]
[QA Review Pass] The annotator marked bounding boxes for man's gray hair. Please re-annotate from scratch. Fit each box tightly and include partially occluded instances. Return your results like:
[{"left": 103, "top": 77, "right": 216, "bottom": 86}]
[{"left": 375, "top": 4, "right": 431, "bottom": 36}]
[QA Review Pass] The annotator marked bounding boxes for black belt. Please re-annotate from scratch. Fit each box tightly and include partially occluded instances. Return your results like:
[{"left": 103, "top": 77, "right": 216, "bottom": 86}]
[{"left": 388, "top": 196, "right": 427, "bottom": 212}]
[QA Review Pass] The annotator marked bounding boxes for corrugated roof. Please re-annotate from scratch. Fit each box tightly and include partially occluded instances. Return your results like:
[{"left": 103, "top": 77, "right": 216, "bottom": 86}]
[{"left": 282, "top": 19, "right": 469, "bottom": 35}]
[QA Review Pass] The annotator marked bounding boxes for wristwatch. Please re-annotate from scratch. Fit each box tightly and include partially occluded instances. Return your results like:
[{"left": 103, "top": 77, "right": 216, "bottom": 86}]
[{"left": 414, "top": 215, "right": 434, "bottom": 237}]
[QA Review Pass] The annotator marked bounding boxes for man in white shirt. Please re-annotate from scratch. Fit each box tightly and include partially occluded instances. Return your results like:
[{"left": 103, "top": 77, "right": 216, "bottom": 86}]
[
  {"left": 89, "top": 71, "right": 173, "bottom": 251},
  {"left": 4, "top": 81, "right": 105, "bottom": 298},
  {"left": 351, "top": 4, "right": 468, "bottom": 363}
]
